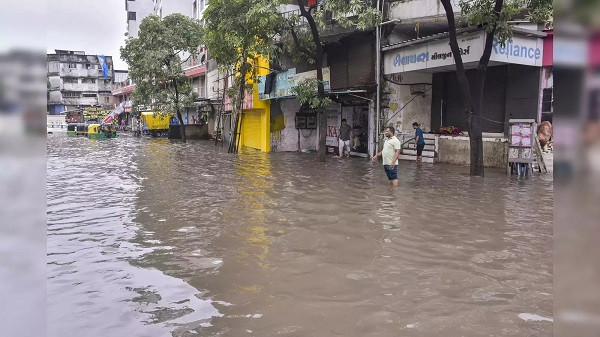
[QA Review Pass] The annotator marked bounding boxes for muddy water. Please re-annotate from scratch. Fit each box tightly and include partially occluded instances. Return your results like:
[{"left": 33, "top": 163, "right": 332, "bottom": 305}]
[{"left": 47, "top": 133, "right": 553, "bottom": 336}]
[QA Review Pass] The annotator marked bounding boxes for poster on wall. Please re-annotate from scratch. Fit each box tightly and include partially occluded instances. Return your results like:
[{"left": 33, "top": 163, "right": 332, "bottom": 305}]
[{"left": 326, "top": 107, "right": 340, "bottom": 147}]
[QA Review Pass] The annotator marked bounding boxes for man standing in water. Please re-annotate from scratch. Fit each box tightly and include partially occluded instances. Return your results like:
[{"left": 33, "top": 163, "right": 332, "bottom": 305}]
[
  {"left": 372, "top": 126, "right": 402, "bottom": 187},
  {"left": 338, "top": 119, "right": 352, "bottom": 157},
  {"left": 413, "top": 122, "right": 426, "bottom": 162}
]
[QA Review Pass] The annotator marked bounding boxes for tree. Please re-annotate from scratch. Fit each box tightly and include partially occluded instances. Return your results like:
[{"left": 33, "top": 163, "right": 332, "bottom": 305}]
[
  {"left": 121, "top": 14, "right": 203, "bottom": 143},
  {"left": 440, "top": 0, "right": 552, "bottom": 176},
  {"left": 203, "top": 0, "right": 283, "bottom": 153},
  {"left": 281, "top": 0, "right": 380, "bottom": 162}
]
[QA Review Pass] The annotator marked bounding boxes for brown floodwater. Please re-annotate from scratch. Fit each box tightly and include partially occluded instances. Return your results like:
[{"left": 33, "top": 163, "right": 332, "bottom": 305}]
[{"left": 47, "top": 133, "right": 553, "bottom": 336}]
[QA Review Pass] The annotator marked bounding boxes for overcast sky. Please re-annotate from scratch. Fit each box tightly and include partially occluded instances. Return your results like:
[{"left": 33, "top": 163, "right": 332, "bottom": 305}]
[{"left": 46, "top": 0, "right": 128, "bottom": 69}]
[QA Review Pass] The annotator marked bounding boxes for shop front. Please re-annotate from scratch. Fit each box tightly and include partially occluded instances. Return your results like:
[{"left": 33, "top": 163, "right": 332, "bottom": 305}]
[
  {"left": 258, "top": 71, "right": 375, "bottom": 156},
  {"left": 325, "top": 95, "right": 372, "bottom": 157},
  {"left": 383, "top": 28, "right": 545, "bottom": 167},
  {"left": 225, "top": 60, "right": 271, "bottom": 153}
]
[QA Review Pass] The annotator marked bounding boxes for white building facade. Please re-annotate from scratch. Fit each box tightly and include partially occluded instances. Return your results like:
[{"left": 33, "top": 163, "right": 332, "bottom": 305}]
[
  {"left": 126, "top": 0, "right": 155, "bottom": 39},
  {"left": 47, "top": 50, "right": 115, "bottom": 114}
]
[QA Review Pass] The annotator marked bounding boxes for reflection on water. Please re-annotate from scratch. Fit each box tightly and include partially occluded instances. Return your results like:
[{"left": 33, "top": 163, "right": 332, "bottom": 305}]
[{"left": 47, "top": 133, "right": 553, "bottom": 336}]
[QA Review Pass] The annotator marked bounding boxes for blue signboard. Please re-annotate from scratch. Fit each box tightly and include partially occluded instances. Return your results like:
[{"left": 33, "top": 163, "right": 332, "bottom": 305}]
[
  {"left": 258, "top": 68, "right": 332, "bottom": 101},
  {"left": 258, "top": 68, "right": 296, "bottom": 100}
]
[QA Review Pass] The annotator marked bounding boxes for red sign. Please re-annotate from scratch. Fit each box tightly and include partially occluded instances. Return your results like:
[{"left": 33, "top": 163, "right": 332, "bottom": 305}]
[{"left": 224, "top": 90, "right": 253, "bottom": 111}]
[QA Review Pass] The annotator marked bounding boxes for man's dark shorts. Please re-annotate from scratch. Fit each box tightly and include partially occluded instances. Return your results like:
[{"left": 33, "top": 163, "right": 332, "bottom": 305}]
[
  {"left": 417, "top": 143, "right": 425, "bottom": 156},
  {"left": 384, "top": 165, "right": 398, "bottom": 180}
]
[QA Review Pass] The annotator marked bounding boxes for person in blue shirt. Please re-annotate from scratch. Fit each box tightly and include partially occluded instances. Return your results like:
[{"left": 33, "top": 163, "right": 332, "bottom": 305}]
[{"left": 413, "top": 122, "right": 426, "bottom": 162}]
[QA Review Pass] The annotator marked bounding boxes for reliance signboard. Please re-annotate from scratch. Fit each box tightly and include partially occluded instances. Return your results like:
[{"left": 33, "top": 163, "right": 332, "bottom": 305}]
[{"left": 384, "top": 30, "right": 544, "bottom": 75}]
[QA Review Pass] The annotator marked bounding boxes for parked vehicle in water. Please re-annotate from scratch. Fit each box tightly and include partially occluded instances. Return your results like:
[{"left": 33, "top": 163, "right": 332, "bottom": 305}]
[
  {"left": 67, "top": 123, "right": 89, "bottom": 137},
  {"left": 66, "top": 123, "right": 77, "bottom": 136},
  {"left": 88, "top": 124, "right": 117, "bottom": 139},
  {"left": 141, "top": 111, "right": 173, "bottom": 137}
]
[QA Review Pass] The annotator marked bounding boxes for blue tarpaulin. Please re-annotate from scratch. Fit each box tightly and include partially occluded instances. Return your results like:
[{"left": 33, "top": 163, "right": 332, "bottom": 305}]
[{"left": 97, "top": 55, "right": 109, "bottom": 78}]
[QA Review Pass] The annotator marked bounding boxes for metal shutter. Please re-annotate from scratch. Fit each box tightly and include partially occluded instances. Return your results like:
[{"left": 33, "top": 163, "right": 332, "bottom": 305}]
[
  {"left": 442, "top": 66, "right": 507, "bottom": 133},
  {"left": 241, "top": 111, "right": 262, "bottom": 150}
]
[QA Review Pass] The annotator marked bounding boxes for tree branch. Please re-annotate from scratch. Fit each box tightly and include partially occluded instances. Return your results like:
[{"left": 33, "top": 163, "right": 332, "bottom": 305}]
[
  {"left": 440, "top": 0, "right": 474, "bottom": 115},
  {"left": 289, "top": 23, "right": 317, "bottom": 60},
  {"left": 478, "top": 0, "right": 504, "bottom": 69},
  {"left": 296, "top": 0, "right": 324, "bottom": 97}
]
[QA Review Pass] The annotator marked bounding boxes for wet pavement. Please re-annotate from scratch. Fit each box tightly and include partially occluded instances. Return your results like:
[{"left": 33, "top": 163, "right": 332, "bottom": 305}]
[{"left": 47, "top": 133, "right": 553, "bottom": 336}]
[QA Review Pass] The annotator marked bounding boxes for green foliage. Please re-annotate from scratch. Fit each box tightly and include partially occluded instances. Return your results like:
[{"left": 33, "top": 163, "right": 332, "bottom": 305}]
[
  {"left": 526, "top": 0, "right": 553, "bottom": 26},
  {"left": 283, "top": 0, "right": 381, "bottom": 61},
  {"left": 120, "top": 14, "right": 203, "bottom": 114},
  {"left": 314, "top": 0, "right": 381, "bottom": 29},
  {"left": 204, "top": 0, "right": 283, "bottom": 69},
  {"left": 459, "top": 0, "right": 553, "bottom": 44},
  {"left": 291, "top": 79, "right": 332, "bottom": 109},
  {"left": 459, "top": 0, "right": 522, "bottom": 43},
  {"left": 204, "top": 0, "right": 284, "bottom": 110}
]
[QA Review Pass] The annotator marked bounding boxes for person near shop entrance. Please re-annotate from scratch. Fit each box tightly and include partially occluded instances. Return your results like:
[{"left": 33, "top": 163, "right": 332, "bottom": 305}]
[
  {"left": 372, "top": 126, "right": 402, "bottom": 187},
  {"left": 337, "top": 119, "right": 352, "bottom": 157},
  {"left": 413, "top": 122, "right": 426, "bottom": 162}
]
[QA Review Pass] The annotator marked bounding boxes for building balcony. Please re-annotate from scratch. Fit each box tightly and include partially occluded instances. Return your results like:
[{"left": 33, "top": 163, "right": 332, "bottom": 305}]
[{"left": 60, "top": 67, "right": 111, "bottom": 79}]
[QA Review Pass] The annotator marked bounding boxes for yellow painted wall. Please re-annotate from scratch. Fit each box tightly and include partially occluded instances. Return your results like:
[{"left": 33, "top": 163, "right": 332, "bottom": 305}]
[{"left": 239, "top": 55, "right": 271, "bottom": 152}]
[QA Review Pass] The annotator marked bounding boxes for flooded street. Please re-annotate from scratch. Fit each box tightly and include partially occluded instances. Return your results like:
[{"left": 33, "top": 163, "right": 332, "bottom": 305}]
[{"left": 47, "top": 133, "right": 553, "bottom": 336}]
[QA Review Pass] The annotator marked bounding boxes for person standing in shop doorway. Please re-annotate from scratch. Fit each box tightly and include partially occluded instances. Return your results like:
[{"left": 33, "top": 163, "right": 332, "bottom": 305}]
[
  {"left": 338, "top": 119, "right": 352, "bottom": 157},
  {"left": 413, "top": 122, "right": 426, "bottom": 162},
  {"left": 372, "top": 126, "right": 402, "bottom": 187}
]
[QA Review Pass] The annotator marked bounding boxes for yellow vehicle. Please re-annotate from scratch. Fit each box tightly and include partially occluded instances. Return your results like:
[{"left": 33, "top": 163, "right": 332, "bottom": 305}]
[
  {"left": 88, "top": 124, "right": 117, "bottom": 139},
  {"left": 141, "top": 111, "right": 174, "bottom": 137}
]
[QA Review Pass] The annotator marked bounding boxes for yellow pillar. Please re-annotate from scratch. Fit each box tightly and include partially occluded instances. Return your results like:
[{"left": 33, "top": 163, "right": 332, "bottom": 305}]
[{"left": 245, "top": 55, "right": 271, "bottom": 152}]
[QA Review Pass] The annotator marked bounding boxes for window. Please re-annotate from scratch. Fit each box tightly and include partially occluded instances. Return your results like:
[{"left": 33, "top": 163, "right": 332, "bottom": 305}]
[
  {"left": 193, "top": 1, "right": 197, "bottom": 19},
  {"left": 98, "top": 65, "right": 102, "bottom": 69},
  {"left": 128, "top": 11, "right": 136, "bottom": 20},
  {"left": 86, "top": 64, "right": 91, "bottom": 69},
  {"left": 63, "top": 92, "right": 80, "bottom": 98},
  {"left": 82, "top": 93, "right": 97, "bottom": 98},
  {"left": 105, "top": 79, "right": 112, "bottom": 84},
  {"left": 68, "top": 63, "right": 77, "bottom": 69},
  {"left": 63, "top": 78, "right": 78, "bottom": 84},
  {"left": 105, "top": 97, "right": 110, "bottom": 103}
]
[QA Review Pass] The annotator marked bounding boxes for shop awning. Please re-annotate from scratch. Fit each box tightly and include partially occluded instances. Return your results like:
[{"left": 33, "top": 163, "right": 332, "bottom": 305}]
[{"left": 185, "top": 65, "right": 206, "bottom": 77}]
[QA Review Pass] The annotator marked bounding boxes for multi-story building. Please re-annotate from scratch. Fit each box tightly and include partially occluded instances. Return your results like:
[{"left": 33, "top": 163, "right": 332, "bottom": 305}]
[
  {"left": 153, "top": 0, "right": 195, "bottom": 19},
  {"left": 47, "top": 50, "right": 115, "bottom": 114},
  {"left": 193, "top": 0, "right": 208, "bottom": 21},
  {"left": 126, "top": 0, "right": 155, "bottom": 39}
]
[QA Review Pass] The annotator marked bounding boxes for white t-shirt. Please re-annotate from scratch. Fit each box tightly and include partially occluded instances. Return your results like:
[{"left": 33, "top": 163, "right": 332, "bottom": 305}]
[{"left": 382, "top": 136, "right": 401, "bottom": 165}]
